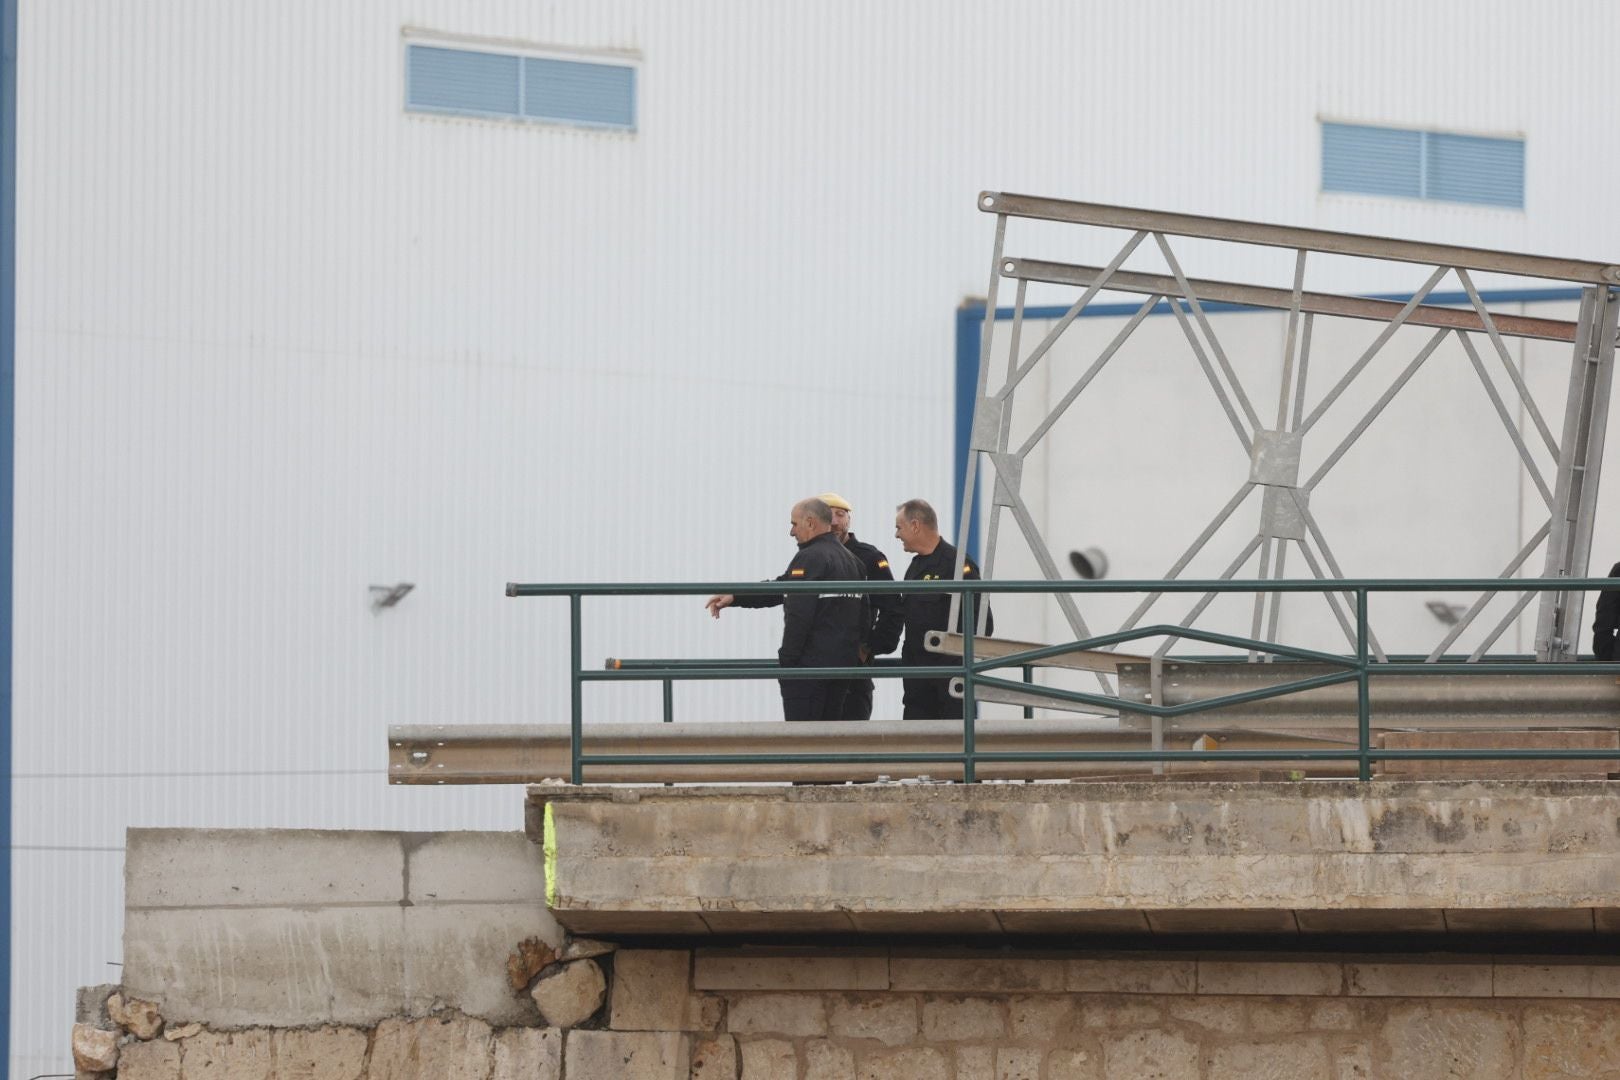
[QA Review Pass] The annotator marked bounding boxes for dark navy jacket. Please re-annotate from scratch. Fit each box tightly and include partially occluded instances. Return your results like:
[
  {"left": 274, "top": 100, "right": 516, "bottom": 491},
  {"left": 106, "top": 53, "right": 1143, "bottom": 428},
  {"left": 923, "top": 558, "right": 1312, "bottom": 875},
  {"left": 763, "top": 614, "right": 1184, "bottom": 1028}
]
[
  {"left": 901, "top": 539, "right": 991, "bottom": 665},
  {"left": 736, "top": 532, "right": 866, "bottom": 667}
]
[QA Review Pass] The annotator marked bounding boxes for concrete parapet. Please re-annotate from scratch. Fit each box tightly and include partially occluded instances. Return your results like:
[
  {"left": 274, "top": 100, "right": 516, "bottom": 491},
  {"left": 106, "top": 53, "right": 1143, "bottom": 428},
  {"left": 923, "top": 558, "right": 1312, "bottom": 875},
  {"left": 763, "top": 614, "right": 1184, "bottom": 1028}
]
[
  {"left": 534, "top": 780, "right": 1620, "bottom": 935},
  {"left": 122, "top": 829, "right": 560, "bottom": 1028}
]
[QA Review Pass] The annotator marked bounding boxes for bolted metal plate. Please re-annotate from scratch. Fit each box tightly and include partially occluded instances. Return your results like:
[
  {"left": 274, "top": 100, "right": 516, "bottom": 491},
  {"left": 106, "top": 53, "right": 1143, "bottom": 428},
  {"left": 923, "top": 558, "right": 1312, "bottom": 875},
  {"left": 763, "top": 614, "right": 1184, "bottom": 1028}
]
[
  {"left": 989, "top": 452, "right": 1022, "bottom": 507},
  {"left": 1250, "top": 430, "right": 1303, "bottom": 487},
  {"left": 970, "top": 397, "right": 1005, "bottom": 452},
  {"left": 1261, "top": 486, "right": 1308, "bottom": 541}
]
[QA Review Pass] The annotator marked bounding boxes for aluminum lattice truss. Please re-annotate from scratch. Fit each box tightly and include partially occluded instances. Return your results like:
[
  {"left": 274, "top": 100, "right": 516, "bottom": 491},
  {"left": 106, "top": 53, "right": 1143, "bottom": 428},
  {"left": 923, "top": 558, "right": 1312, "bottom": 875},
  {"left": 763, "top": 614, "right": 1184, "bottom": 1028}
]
[{"left": 954, "top": 192, "right": 1620, "bottom": 666}]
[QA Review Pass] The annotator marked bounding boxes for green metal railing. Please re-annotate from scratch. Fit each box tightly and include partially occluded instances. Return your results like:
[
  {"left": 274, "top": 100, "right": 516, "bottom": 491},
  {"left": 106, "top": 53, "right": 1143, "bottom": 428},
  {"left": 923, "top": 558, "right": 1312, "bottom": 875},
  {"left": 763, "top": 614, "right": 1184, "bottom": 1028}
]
[
  {"left": 605, "top": 657, "right": 1043, "bottom": 724},
  {"left": 505, "top": 577, "right": 1620, "bottom": 785}
]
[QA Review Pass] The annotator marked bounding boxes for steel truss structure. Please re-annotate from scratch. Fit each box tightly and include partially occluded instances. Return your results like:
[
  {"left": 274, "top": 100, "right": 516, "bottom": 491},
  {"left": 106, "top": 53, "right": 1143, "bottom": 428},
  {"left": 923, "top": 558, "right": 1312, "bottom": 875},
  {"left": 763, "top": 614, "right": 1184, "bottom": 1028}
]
[{"left": 954, "top": 192, "right": 1620, "bottom": 668}]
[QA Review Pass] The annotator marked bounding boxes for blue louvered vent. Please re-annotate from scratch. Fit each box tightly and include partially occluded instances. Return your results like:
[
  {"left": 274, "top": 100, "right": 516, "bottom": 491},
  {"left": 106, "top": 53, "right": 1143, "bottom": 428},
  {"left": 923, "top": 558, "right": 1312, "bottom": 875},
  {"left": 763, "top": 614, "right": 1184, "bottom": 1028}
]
[
  {"left": 1322, "top": 123, "right": 1422, "bottom": 199},
  {"left": 1426, "top": 132, "right": 1524, "bottom": 208},
  {"left": 407, "top": 44, "right": 636, "bottom": 131},
  {"left": 1321, "top": 122, "right": 1523, "bottom": 209},
  {"left": 407, "top": 46, "right": 521, "bottom": 117},
  {"left": 524, "top": 57, "right": 635, "bottom": 128}
]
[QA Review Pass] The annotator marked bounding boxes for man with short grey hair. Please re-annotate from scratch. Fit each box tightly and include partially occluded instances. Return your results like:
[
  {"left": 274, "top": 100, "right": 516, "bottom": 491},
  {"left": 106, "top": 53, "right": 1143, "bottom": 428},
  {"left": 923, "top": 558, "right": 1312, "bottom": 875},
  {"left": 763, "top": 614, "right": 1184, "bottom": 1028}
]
[
  {"left": 894, "top": 498, "right": 989, "bottom": 720},
  {"left": 707, "top": 497, "right": 866, "bottom": 721}
]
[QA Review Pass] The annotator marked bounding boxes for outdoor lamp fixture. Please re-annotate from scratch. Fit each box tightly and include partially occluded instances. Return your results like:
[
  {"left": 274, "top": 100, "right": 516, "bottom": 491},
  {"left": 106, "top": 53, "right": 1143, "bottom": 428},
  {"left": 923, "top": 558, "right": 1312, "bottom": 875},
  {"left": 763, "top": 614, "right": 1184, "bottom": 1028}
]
[{"left": 1068, "top": 548, "right": 1109, "bottom": 580}]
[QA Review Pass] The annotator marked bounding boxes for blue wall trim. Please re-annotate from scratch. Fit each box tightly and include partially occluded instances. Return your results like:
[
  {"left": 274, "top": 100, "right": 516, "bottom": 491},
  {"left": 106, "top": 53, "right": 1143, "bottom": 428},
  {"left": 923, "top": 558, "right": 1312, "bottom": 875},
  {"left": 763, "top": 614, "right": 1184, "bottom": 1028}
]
[
  {"left": 2, "top": 0, "right": 16, "bottom": 1065},
  {"left": 952, "top": 286, "right": 1584, "bottom": 560},
  {"left": 952, "top": 303, "right": 983, "bottom": 561}
]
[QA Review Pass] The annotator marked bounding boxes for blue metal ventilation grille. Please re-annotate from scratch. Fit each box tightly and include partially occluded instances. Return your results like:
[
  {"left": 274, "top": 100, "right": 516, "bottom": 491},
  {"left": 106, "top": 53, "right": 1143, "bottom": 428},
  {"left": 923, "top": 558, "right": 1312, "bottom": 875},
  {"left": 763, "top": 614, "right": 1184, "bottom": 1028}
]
[
  {"left": 1321, "top": 122, "right": 1523, "bottom": 209},
  {"left": 1426, "top": 132, "right": 1524, "bottom": 208},
  {"left": 1322, "top": 122, "right": 1422, "bottom": 199},
  {"left": 407, "top": 46, "right": 520, "bottom": 117},
  {"left": 407, "top": 44, "right": 636, "bottom": 131},
  {"left": 524, "top": 57, "right": 635, "bottom": 128}
]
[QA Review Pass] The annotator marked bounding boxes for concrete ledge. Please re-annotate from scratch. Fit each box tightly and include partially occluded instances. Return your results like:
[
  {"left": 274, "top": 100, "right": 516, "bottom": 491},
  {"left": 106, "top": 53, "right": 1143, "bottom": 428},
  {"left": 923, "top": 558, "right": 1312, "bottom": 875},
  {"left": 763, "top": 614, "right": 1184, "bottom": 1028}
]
[
  {"left": 631, "top": 946, "right": 1620, "bottom": 1001},
  {"left": 125, "top": 829, "right": 405, "bottom": 908},
  {"left": 534, "top": 780, "right": 1620, "bottom": 936}
]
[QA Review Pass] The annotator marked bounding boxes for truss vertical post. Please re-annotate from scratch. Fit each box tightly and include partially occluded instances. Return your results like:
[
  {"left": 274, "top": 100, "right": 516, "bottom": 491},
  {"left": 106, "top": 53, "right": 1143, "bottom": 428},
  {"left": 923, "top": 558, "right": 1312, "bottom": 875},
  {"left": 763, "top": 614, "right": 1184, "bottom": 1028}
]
[
  {"left": 1536, "top": 287, "right": 1618, "bottom": 660},
  {"left": 950, "top": 215, "right": 1007, "bottom": 634}
]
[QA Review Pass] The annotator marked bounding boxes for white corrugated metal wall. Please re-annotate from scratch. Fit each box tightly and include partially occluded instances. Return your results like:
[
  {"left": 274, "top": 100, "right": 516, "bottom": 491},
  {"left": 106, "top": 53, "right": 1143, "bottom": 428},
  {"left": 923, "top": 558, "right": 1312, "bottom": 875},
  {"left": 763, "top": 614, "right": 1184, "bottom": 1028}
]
[{"left": 15, "top": 1, "right": 1620, "bottom": 1072}]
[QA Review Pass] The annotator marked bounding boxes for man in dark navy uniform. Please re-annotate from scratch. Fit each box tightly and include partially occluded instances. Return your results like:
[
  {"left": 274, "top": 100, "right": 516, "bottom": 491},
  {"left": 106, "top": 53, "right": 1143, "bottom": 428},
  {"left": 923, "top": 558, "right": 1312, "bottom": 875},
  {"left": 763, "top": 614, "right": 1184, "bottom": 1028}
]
[
  {"left": 819, "top": 492, "right": 903, "bottom": 721},
  {"left": 893, "top": 497, "right": 989, "bottom": 720},
  {"left": 1593, "top": 560, "right": 1620, "bottom": 659},
  {"left": 706, "top": 497, "right": 865, "bottom": 720}
]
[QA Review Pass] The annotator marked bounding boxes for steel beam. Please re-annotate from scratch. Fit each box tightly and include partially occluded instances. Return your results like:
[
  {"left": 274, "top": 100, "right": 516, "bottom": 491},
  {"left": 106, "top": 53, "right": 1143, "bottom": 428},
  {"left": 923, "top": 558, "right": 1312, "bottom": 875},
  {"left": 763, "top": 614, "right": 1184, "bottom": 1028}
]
[
  {"left": 1115, "top": 661, "right": 1620, "bottom": 729},
  {"left": 956, "top": 679, "right": 1118, "bottom": 716},
  {"left": 982, "top": 192, "right": 1620, "bottom": 285},
  {"left": 925, "top": 632, "right": 1148, "bottom": 672},
  {"left": 1004, "top": 258, "right": 1578, "bottom": 343}
]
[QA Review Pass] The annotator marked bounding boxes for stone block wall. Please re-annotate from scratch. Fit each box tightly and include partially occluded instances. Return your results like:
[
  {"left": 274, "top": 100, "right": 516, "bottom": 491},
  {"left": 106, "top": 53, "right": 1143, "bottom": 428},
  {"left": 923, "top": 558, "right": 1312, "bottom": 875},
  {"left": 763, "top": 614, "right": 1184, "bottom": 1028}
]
[
  {"left": 120, "top": 828, "right": 563, "bottom": 1028},
  {"left": 78, "top": 946, "right": 1620, "bottom": 1078}
]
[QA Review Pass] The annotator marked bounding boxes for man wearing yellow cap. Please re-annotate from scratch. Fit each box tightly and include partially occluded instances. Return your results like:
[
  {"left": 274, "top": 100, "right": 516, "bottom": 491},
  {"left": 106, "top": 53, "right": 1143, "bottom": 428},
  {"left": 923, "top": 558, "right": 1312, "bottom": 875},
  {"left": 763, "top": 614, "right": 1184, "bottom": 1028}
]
[{"left": 817, "top": 492, "right": 903, "bottom": 721}]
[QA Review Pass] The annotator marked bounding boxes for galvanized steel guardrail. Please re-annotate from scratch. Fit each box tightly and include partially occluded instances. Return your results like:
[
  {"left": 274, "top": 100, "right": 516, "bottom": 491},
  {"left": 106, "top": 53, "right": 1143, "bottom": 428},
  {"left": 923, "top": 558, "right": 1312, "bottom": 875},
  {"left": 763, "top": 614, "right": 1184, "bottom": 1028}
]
[{"left": 505, "top": 577, "right": 1620, "bottom": 784}]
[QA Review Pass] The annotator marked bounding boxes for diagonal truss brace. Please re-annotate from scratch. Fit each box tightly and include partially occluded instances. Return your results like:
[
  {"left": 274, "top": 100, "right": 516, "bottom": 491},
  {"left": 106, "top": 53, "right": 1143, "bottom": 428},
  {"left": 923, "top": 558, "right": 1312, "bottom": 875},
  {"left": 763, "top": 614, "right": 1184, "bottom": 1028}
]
[
  {"left": 1535, "top": 286, "right": 1619, "bottom": 660},
  {"left": 960, "top": 193, "right": 1616, "bottom": 684}
]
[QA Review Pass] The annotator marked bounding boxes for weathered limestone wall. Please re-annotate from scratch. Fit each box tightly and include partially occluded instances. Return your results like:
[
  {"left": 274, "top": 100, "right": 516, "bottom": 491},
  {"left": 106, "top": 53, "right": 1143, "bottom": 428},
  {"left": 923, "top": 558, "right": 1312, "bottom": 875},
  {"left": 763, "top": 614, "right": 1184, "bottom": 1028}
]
[{"left": 78, "top": 946, "right": 1620, "bottom": 1078}]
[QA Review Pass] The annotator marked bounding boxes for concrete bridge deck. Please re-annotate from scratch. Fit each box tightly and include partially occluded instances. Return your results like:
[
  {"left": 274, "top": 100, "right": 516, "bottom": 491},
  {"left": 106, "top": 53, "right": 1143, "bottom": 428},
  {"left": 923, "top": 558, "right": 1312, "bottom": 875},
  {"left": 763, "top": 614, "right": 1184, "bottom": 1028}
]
[{"left": 532, "top": 779, "right": 1620, "bottom": 938}]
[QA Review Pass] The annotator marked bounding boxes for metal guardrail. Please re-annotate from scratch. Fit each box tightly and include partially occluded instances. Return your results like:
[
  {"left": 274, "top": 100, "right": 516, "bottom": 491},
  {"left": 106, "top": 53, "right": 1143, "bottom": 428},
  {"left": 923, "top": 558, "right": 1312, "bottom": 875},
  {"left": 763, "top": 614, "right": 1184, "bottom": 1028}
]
[
  {"left": 504, "top": 576, "right": 1620, "bottom": 785},
  {"left": 604, "top": 656, "right": 1042, "bottom": 725}
]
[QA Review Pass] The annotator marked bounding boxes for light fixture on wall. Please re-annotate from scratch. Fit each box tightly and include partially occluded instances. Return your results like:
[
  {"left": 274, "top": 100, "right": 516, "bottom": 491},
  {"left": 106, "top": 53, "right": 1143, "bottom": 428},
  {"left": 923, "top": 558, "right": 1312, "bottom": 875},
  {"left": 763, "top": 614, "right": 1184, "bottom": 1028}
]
[
  {"left": 370, "top": 583, "right": 415, "bottom": 613},
  {"left": 1068, "top": 548, "right": 1109, "bottom": 580}
]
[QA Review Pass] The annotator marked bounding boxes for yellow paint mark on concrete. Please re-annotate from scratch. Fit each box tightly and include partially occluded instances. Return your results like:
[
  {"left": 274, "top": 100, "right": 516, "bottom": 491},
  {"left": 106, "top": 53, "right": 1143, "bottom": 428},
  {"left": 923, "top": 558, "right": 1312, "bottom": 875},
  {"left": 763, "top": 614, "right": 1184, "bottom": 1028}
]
[{"left": 543, "top": 802, "right": 558, "bottom": 908}]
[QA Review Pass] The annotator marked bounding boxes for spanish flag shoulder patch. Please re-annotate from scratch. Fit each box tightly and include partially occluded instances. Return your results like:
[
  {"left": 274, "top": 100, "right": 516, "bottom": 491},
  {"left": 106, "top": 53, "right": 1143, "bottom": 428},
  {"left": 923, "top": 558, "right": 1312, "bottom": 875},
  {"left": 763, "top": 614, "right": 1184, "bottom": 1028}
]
[
  {"left": 876, "top": 560, "right": 889, "bottom": 569},
  {"left": 789, "top": 568, "right": 806, "bottom": 576}
]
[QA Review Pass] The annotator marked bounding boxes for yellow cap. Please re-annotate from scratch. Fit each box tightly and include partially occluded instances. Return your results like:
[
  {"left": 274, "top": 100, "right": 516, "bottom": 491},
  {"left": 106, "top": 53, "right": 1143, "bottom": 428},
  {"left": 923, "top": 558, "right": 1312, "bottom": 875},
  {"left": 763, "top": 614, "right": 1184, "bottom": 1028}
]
[{"left": 818, "top": 492, "right": 852, "bottom": 511}]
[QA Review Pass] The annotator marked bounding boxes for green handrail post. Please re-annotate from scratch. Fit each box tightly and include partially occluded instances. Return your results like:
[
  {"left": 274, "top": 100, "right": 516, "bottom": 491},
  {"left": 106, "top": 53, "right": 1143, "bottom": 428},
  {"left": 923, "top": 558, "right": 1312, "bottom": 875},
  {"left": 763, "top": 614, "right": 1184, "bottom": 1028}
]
[
  {"left": 662, "top": 679, "right": 674, "bottom": 724},
  {"left": 1356, "top": 586, "right": 1371, "bottom": 781},
  {"left": 1022, "top": 664, "right": 1034, "bottom": 719},
  {"left": 962, "top": 589, "right": 977, "bottom": 784},
  {"left": 570, "top": 593, "right": 583, "bottom": 784}
]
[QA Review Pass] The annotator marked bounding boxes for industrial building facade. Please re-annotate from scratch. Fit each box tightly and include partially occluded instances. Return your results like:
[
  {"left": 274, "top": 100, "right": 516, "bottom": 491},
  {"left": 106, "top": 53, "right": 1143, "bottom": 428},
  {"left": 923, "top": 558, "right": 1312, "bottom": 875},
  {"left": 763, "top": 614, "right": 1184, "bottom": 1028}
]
[{"left": 14, "top": 2, "right": 1620, "bottom": 1073}]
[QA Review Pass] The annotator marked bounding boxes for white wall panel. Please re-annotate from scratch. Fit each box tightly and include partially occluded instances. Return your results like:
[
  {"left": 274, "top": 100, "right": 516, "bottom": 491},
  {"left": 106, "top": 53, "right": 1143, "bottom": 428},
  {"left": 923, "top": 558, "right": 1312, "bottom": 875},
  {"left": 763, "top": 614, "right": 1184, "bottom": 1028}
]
[{"left": 16, "top": 1, "right": 1620, "bottom": 1071}]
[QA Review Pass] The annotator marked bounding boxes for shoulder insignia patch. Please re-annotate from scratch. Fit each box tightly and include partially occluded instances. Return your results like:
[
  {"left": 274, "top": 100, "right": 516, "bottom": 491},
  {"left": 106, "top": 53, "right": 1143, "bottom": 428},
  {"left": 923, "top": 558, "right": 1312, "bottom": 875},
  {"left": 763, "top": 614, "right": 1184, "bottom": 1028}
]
[
  {"left": 789, "top": 568, "right": 806, "bottom": 576},
  {"left": 876, "top": 560, "right": 889, "bottom": 569}
]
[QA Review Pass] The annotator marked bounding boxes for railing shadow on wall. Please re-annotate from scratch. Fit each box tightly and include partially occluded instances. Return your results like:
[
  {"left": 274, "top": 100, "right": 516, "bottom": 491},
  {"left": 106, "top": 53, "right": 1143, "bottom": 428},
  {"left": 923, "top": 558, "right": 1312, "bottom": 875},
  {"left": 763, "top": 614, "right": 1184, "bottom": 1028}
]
[{"left": 505, "top": 576, "right": 1620, "bottom": 785}]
